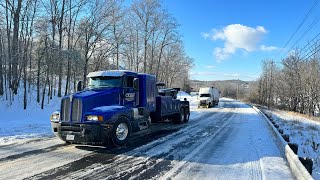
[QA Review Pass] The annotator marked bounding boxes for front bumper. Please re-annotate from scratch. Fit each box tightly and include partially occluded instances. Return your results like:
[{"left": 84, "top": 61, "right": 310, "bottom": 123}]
[
  {"left": 199, "top": 100, "right": 209, "bottom": 106},
  {"left": 51, "top": 122, "right": 112, "bottom": 144}
]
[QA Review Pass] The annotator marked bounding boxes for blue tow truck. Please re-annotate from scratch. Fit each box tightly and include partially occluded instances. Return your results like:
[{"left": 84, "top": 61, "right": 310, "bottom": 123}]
[{"left": 50, "top": 70, "right": 190, "bottom": 146}]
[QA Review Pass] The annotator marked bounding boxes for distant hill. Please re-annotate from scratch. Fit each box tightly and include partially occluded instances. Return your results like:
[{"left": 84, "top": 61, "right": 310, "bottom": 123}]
[
  {"left": 190, "top": 80, "right": 253, "bottom": 99},
  {"left": 190, "top": 80, "right": 251, "bottom": 91}
]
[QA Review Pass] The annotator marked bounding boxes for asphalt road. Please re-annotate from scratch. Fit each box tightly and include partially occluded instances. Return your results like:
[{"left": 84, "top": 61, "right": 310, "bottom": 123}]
[{"left": 0, "top": 99, "right": 293, "bottom": 179}]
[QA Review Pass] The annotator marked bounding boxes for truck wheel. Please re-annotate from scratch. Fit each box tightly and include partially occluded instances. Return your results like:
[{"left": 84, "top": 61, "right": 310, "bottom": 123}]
[
  {"left": 184, "top": 108, "right": 190, "bottom": 123},
  {"left": 111, "top": 117, "right": 131, "bottom": 146},
  {"left": 173, "top": 111, "right": 183, "bottom": 124}
]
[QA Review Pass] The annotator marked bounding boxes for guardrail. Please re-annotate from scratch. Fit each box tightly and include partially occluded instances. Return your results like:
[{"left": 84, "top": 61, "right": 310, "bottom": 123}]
[{"left": 252, "top": 106, "right": 313, "bottom": 180}]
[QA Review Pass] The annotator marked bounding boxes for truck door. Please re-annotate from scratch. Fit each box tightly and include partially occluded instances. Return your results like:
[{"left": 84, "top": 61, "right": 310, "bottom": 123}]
[{"left": 123, "top": 75, "right": 136, "bottom": 107}]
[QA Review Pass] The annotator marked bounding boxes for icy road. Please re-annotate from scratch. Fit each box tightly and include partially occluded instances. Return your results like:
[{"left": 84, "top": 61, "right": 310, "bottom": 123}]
[{"left": 0, "top": 98, "right": 294, "bottom": 179}]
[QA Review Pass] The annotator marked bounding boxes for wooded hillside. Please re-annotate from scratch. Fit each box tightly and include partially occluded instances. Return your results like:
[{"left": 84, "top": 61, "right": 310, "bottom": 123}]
[{"left": 0, "top": 0, "right": 193, "bottom": 109}]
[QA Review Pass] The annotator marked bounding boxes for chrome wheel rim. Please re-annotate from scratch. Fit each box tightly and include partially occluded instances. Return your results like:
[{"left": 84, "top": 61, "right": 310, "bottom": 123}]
[{"left": 116, "top": 123, "right": 129, "bottom": 141}]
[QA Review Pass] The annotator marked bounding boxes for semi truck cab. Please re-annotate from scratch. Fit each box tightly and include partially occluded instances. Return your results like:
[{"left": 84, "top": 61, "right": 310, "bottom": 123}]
[{"left": 50, "top": 70, "right": 189, "bottom": 146}]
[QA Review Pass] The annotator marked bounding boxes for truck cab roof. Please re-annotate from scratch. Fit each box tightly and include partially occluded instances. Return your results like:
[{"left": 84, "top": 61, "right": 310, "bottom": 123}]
[{"left": 87, "top": 70, "right": 137, "bottom": 78}]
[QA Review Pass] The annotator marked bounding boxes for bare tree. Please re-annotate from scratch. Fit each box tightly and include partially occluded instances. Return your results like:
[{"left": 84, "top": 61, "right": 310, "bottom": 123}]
[
  {"left": 0, "top": 0, "right": 194, "bottom": 111},
  {"left": 10, "top": 0, "right": 23, "bottom": 95},
  {"left": 0, "top": 29, "right": 3, "bottom": 96},
  {"left": 131, "top": 0, "right": 160, "bottom": 73},
  {"left": 64, "top": 0, "right": 86, "bottom": 96},
  {"left": 77, "top": 0, "right": 114, "bottom": 87}
]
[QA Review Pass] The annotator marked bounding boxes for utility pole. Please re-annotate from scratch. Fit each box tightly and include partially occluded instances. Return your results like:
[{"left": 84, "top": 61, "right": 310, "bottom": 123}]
[{"left": 268, "top": 60, "right": 274, "bottom": 109}]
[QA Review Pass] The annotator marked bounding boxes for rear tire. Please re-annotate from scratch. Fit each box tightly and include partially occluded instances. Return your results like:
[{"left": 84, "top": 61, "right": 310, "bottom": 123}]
[
  {"left": 111, "top": 117, "right": 131, "bottom": 146},
  {"left": 173, "top": 109, "right": 184, "bottom": 124}
]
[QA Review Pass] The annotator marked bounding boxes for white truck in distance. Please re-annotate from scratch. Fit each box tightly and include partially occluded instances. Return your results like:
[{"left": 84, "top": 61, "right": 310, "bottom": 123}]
[{"left": 198, "top": 87, "right": 220, "bottom": 108}]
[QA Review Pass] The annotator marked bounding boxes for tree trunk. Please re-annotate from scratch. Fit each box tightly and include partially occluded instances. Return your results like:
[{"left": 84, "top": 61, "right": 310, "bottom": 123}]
[
  {"left": 58, "top": 0, "right": 66, "bottom": 97},
  {"left": 5, "top": 0, "right": 12, "bottom": 97},
  {"left": 12, "top": 0, "right": 23, "bottom": 95},
  {"left": 65, "top": 60, "right": 70, "bottom": 95},
  {"left": 28, "top": 0, "right": 37, "bottom": 92},
  {"left": 143, "top": 37, "right": 147, "bottom": 73},
  {"left": 65, "top": 0, "right": 72, "bottom": 96},
  {"left": 83, "top": 56, "right": 89, "bottom": 89},
  {"left": 41, "top": 71, "right": 49, "bottom": 109},
  {"left": 0, "top": 35, "right": 3, "bottom": 96},
  {"left": 136, "top": 30, "right": 139, "bottom": 72},
  {"left": 23, "top": 57, "right": 27, "bottom": 109},
  {"left": 50, "top": 74, "right": 53, "bottom": 99},
  {"left": 37, "top": 56, "right": 40, "bottom": 103}
]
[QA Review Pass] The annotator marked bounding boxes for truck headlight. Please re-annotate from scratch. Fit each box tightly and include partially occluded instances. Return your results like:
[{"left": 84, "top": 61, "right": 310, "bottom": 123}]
[
  {"left": 50, "top": 111, "right": 60, "bottom": 122},
  {"left": 86, "top": 115, "right": 103, "bottom": 122}
]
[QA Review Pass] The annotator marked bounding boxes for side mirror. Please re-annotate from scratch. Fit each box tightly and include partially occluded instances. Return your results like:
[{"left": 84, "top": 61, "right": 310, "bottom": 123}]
[
  {"left": 133, "top": 78, "right": 139, "bottom": 91},
  {"left": 76, "top": 81, "right": 82, "bottom": 92}
]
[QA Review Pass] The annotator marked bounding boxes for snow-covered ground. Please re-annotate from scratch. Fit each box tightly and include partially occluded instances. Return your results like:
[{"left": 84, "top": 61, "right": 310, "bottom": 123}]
[
  {"left": 0, "top": 90, "right": 298, "bottom": 179},
  {"left": 263, "top": 109, "right": 320, "bottom": 179},
  {"left": 0, "top": 98, "right": 294, "bottom": 179},
  {"left": 156, "top": 98, "right": 293, "bottom": 180},
  {"left": 0, "top": 88, "right": 60, "bottom": 143},
  {"left": 177, "top": 91, "right": 199, "bottom": 110}
]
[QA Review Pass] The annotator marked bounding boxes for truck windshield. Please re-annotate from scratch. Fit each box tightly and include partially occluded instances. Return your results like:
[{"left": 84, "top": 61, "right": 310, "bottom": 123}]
[
  {"left": 88, "top": 76, "right": 122, "bottom": 89},
  {"left": 200, "top": 94, "right": 210, "bottom": 97}
]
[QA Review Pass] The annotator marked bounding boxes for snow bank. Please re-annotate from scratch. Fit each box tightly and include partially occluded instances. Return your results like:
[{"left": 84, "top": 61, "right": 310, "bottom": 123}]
[
  {"left": 177, "top": 91, "right": 199, "bottom": 109},
  {"left": 0, "top": 88, "right": 60, "bottom": 143},
  {"left": 253, "top": 107, "right": 314, "bottom": 180}
]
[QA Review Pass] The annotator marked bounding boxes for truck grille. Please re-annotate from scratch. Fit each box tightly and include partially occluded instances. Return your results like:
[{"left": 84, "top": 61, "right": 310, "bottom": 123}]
[
  {"left": 61, "top": 98, "right": 71, "bottom": 121},
  {"left": 61, "top": 98, "right": 83, "bottom": 122},
  {"left": 72, "top": 99, "right": 82, "bottom": 122},
  {"left": 200, "top": 100, "right": 207, "bottom": 105}
]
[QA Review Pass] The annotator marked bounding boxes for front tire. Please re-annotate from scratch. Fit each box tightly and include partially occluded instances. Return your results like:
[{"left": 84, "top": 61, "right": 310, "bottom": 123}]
[{"left": 111, "top": 117, "right": 131, "bottom": 146}]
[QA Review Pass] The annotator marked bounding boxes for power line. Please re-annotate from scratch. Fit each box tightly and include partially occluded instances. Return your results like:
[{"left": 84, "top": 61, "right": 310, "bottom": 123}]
[
  {"left": 280, "top": 10, "right": 320, "bottom": 60},
  {"left": 298, "top": 34, "right": 320, "bottom": 58},
  {"left": 300, "top": 41, "right": 319, "bottom": 59},
  {"left": 301, "top": 42, "right": 320, "bottom": 60},
  {"left": 272, "top": 0, "right": 319, "bottom": 61}
]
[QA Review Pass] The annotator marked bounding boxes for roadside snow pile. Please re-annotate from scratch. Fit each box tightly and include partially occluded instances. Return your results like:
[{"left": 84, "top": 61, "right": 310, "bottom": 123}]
[
  {"left": 177, "top": 91, "right": 191, "bottom": 98},
  {"left": 265, "top": 109, "right": 320, "bottom": 179},
  {"left": 0, "top": 90, "right": 60, "bottom": 143},
  {"left": 177, "top": 91, "right": 199, "bottom": 109}
]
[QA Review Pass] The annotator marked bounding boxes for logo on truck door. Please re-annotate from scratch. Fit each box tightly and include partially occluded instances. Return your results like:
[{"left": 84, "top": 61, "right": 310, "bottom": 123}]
[{"left": 125, "top": 93, "right": 135, "bottom": 101}]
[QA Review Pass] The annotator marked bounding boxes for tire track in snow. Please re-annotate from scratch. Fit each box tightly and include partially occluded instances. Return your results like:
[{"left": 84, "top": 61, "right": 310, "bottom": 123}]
[
  {"left": 159, "top": 114, "right": 233, "bottom": 179},
  {"left": 50, "top": 103, "right": 235, "bottom": 179},
  {"left": 29, "top": 108, "right": 223, "bottom": 179},
  {"left": 163, "top": 100, "right": 293, "bottom": 180},
  {"left": 35, "top": 105, "right": 232, "bottom": 179},
  {"left": 1, "top": 100, "right": 238, "bottom": 180},
  {"left": 0, "top": 144, "right": 92, "bottom": 180},
  {"left": 0, "top": 137, "right": 66, "bottom": 161}
]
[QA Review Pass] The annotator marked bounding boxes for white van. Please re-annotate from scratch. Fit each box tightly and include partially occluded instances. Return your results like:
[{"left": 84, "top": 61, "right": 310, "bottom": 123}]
[{"left": 198, "top": 87, "right": 220, "bottom": 108}]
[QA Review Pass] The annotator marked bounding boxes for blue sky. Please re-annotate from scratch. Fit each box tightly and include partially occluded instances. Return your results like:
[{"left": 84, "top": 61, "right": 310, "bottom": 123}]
[{"left": 162, "top": 0, "right": 319, "bottom": 81}]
